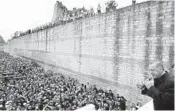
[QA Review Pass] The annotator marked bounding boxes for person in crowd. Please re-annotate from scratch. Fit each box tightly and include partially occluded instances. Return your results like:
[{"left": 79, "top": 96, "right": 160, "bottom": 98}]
[
  {"left": 135, "top": 102, "right": 141, "bottom": 110},
  {"left": 130, "top": 103, "right": 137, "bottom": 111},
  {"left": 118, "top": 96, "right": 126, "bottom": 110}
]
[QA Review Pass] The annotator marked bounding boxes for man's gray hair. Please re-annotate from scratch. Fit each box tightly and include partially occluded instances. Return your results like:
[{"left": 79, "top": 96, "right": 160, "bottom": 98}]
[{"left": 151, "top": 61, "right": 164, "bottom": 71}]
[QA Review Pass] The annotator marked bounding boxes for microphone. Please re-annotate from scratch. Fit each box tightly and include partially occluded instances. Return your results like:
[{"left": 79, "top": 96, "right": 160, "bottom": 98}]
[
  {"left": 136, "top": 83, "right": 146, "bottom": 90},
  {"left": 136, "top": 76, "right": 152, "bottom": 90}
]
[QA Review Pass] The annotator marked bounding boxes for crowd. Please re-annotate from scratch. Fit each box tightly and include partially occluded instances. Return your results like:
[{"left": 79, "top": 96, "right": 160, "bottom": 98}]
[{"left": 0, "top": 51, "right": 142, "bottom": 110}]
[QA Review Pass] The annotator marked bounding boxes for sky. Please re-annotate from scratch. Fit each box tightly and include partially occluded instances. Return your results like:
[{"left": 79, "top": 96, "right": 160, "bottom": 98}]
[{"left": 0, "top": 0, "right": 147, "bottom": 42}]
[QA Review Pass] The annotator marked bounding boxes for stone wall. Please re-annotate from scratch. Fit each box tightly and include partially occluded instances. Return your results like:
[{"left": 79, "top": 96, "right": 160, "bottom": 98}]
[{"left": 4, "top": 1, "right": 174, "bottom": 103}]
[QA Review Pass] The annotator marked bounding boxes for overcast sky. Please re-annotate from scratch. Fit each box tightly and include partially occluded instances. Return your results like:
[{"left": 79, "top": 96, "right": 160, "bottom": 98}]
[{"left": 0, "top": 0, "right": 147, "bottom": 41}]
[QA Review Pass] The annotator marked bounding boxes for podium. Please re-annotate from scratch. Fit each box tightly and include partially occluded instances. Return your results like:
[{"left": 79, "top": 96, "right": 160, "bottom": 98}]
[
  {"left": 137, "top": 100, "right": 154, "bottom": 111},
  {"left": 75, "top": 104, "right": 96, "bottom": 111}
]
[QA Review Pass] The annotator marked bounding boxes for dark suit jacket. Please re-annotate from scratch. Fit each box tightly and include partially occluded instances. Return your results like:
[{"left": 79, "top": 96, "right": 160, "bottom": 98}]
[{"left": 141, "top": 71, "right": 174, "bottom": 110}]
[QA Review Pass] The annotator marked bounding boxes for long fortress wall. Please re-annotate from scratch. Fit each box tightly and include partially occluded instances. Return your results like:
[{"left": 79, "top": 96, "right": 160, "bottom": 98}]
[{"left": 4, "top": 1, "right": 174, "bottom": 102}]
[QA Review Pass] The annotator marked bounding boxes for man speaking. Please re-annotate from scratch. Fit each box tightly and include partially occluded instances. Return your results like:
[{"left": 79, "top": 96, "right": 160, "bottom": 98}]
[{"left": 141, "top": 61, "right": 174, "bottom": 110}]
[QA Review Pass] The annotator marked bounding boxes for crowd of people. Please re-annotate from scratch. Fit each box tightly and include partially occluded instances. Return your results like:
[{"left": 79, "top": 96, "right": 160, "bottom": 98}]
[{"left": 0, "top": 51, "right": 142, "bottom": 110}]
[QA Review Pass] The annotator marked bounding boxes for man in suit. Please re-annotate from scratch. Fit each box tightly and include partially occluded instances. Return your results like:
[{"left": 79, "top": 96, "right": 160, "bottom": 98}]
[{"left": 141, "top": 61, "right": 174, "bottom": 110}]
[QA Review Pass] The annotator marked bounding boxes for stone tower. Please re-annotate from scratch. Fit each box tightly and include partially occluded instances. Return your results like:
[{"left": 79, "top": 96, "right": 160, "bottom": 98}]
[{"left": 52, "top": 1, "right": 68, "bottom": 23}]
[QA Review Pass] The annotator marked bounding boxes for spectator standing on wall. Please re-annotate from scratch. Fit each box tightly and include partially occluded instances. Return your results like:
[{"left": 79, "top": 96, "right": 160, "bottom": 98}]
[
  {"left": 132, "top": 0, "right": 136, "bottom": 5},
  {"left": 112, "top": 0, "right": 117, "bottom": 10},
  {"left": 97, "top": 4, "right": 101, "bottom": 14},
  {"left": 90, "top": 7, "right": 95, "bottom": 16},
  {"left": 105, "top": 2, "right": 109, "bottom": 12},
  {"left": 107, "top": 0, "right": 117, "bottom": 11},
  {"left": 72, "top": 8, "right": 77, "bottom": 20}
]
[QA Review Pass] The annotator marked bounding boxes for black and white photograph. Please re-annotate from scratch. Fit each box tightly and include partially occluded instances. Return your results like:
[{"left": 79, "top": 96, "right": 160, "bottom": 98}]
[{"left": 0, "top": 0, "right": 174, "bottom": 110}]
